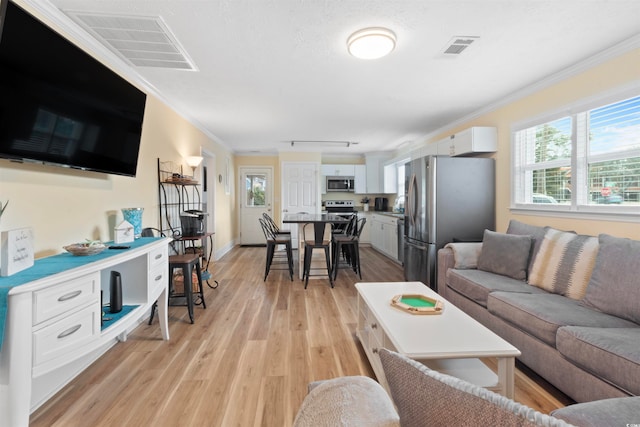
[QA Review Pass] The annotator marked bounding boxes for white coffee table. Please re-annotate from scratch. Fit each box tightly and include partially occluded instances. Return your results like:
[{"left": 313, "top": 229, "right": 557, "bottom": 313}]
[{"left": 355, "top": 281, "right": 521, "bottom": 398}]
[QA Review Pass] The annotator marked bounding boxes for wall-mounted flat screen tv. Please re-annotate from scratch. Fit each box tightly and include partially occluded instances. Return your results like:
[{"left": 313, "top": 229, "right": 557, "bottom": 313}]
[{"left": 0, "top": 1, "right": 146, "bottom": 177}]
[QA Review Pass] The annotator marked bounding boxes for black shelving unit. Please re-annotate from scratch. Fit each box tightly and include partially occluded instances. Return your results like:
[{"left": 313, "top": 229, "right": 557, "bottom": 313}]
[
  {"left": 157, "top": 158, "right": 203, "bottom": 239},
  {"left": 157, "top": 158, "right": 218, "bottom": 288}
]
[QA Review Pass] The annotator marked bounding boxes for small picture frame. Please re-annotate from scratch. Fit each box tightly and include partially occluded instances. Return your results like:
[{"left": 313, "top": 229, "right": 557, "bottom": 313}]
[{"left": 1, "top": 227, "right": 35, "bottom": 277}]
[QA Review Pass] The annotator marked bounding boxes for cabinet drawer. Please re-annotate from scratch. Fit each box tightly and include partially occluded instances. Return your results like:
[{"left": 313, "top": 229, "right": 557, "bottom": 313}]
[
  {"left": 33, "top": 273, "right": 100, "bottom": 325},
  {"left": 359, "top": 299, "right": 385, "bottom": 345},
  {"left": 33, "top": 303, "right": 100, "bottom": 367},
  {"left": 148, "top": 263, "right": 168, "bottom": 298},
  {"left": 148, "top": 245, "right": 168, "bottom": 270}
]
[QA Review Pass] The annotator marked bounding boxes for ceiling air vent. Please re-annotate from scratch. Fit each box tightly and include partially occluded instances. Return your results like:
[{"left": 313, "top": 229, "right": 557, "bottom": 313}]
[
  {"left": 442, "top": 36, "right": 479, "bottom": 55},
  {"left": 65, "top": 11, "right": 197, "bottom": 70}
]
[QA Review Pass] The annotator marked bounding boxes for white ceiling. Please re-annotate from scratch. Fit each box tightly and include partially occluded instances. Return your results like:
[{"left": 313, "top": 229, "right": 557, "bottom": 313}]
[{"left": 30, "top": 1, "right": 640, "bottom": 155}]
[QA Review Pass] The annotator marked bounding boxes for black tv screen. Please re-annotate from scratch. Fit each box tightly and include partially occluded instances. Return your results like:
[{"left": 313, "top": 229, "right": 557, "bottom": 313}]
[{"left": 0, "top": 1, "right": 146, "bottom": 177}]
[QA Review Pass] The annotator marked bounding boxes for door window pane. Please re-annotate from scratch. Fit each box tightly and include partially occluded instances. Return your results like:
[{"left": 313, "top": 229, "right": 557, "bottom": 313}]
[{"left": 245, "top": 174, "right": 267, "bottom": 206}]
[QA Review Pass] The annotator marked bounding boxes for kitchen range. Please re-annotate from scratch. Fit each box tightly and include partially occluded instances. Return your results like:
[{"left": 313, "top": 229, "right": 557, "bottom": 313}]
[{"left": 324, "top": 200, "right": 357, "bottom": 233}]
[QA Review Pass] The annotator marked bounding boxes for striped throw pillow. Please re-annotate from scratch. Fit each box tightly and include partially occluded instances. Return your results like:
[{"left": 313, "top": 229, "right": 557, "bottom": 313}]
[{"left": 528, "top": 228, "right": 599, "bottom": 300}]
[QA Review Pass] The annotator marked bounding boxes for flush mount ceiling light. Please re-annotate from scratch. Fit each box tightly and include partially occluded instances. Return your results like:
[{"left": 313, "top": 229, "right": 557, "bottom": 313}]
[{"left": 347, "top": 27, "right": 396, "bottom": 60}]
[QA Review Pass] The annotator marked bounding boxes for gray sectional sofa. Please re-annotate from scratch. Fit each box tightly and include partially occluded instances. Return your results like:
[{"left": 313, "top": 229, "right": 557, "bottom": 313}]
[{"left": 437, "top": 220, "right": 640, "bottom": 404}]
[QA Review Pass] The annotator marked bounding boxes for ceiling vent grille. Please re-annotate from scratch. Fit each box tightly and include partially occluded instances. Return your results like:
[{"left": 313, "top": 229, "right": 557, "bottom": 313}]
[
  {"left": 65, "top": 11, "right": 197, "bottom": 70},
  {"left": 442, "top": 36, "right": 479, "bottom": 55}
]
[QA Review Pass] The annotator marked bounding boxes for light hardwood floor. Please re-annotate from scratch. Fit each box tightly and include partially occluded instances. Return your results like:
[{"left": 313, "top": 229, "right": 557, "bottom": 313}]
[{"left": 31, "top": 246, "right": 571, "bottom": 426}]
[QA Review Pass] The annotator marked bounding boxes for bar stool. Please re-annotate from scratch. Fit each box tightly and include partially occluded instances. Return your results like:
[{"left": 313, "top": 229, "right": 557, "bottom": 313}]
[
  {"left": 302, "top": 222, "right": 333, "bottom": 289},
  {"left": 332, "top": 217, "right": 366, "bottom": 280},
  {"left": 149, "top": 253, "right": 204, "bottom": 324},
  {"left": 262, "top": 212, "right": 290, "bottom": 236},
  {"left": 259, "top": 218, "right": 294, "bottom": 281}
]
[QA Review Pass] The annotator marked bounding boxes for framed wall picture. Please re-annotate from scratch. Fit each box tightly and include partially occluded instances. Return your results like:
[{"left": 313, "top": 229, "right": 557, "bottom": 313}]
[{"left": 1, "top": 227, "right": 34, "bottom": 276}]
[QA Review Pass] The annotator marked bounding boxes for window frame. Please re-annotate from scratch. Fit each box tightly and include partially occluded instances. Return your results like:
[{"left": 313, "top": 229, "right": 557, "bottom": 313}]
[{"left": 510, "top": 84, "right": 640, "bottom": 221}]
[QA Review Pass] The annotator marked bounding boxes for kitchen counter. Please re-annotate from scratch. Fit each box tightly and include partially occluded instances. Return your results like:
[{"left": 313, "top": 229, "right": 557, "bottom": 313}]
[{"left": 376, "top": 212, "right": 404, "bottom": 219}]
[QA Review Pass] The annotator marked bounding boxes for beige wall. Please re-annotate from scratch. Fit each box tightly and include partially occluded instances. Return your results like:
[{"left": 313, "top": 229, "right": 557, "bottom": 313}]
[
  {"left": 0, "top": 96, "right": 236, "bottom": 258},
  {"left": 420, "top": 48, "right": 640, "bottom": 240}
]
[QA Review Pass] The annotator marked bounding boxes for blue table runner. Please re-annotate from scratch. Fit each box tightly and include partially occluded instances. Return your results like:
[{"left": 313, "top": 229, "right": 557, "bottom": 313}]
[{"left": 0, "top": 237, "right": 163, "bottom": 350}]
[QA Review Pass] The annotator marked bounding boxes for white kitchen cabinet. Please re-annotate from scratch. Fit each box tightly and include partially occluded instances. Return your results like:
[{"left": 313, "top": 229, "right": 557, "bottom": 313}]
[
  {"left": 321, "top": 164, "right": 355, "bottom": 176},
  {"left": 365, "top": 153, "right": 390, "bottom": 194},
  {"left": 0, "top": 238, "right": 171, "bottom": 426},
  {"left": 438, "top": 126, "right": 497, "bottom": 156},
  {"left": 358, "top": 211, "right": 371, "bottom": 244},
  {"left": 410, "top": 142, "right": 438, "bottom": 160},
  {"left": 370, "top": 214, "right": 399, "bottom": 261},
  {"left": 354, "top": 164, "right": 367, "bottom": 194},
  {"left": 383, "top": 163, "right": 397, "bottom": 194}
]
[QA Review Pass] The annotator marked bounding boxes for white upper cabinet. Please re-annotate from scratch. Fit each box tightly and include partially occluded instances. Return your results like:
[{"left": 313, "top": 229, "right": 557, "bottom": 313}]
[
  {"left": 321, "top": 164, "right": 355, "bottom": 176},
  {"left": 438, "top": 126, "right": 497, "bottom": 156},
  {"left": 365, "top": 153, "right": 391, "bottom": 194},
  {"left": 354, "top": 165, "right": 367, "bottom": 194}
]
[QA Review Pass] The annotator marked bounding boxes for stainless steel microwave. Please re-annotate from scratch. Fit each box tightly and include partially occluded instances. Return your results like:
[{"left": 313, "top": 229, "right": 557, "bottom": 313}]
[{"left": 326, "top": 176, "right": 355, "bottom": 192}]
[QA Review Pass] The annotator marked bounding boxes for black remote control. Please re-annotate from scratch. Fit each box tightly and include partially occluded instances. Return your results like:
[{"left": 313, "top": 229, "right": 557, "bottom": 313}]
[{"left": 109, "top": 245, "right": 130, "bottom": 250}]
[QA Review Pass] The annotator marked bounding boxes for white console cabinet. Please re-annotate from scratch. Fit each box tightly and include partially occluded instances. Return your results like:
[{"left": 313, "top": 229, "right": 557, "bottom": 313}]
[{"left": 0, "top": 237, "right": 171, "bottom": 426}]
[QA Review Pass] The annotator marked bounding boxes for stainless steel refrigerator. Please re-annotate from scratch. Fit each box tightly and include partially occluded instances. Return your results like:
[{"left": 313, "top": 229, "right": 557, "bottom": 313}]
[{"left": 404, "top": 155, "right": 495, "bottom": 290}]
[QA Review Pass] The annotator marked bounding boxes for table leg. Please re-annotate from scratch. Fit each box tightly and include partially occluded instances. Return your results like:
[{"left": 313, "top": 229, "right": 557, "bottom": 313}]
[
  {"left": 185, "top": 265, "right": 195, "bottom": 323},
  {"left": 497, "top": 356, "right": 515, "bottom": 399},
  {"left": 158, "top": 286, "right": 170, "bottom": 340}
]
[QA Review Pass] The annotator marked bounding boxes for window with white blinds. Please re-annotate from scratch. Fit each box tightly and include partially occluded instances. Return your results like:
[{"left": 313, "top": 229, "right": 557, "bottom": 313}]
[{"left": 512, "top": 93, "right": 640, "bottom": 216}]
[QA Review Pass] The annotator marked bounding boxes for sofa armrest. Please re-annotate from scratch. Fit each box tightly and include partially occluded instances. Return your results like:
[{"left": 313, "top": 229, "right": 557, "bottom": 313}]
[
  {"left": 438, "top": 243, "right": 482, "bottom": 297},
  {"left": 437, "top": 248, "right": 455, "bottom": 297}
]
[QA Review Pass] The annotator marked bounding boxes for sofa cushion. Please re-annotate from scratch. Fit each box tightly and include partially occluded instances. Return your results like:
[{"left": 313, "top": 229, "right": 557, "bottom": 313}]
[
  {"left": 293, "top": 376, "right": 400, "bottom": 427},
  {"left": 528, "top": 228, "right": 599, "bottom": 300},
  {"left": 556, "top": 326, "right": 640, "bottom": 396},
  {"left": 477, "top": 230, "right": 532, "bottom": 281},
  {"left": 447, "top": 269, "right": 546, "bottom": 308},
  {"left": 506, "top": 220, "right": 548, "bottom": 274},
  {"left": 551, "top": 396, "right": 640, "bottom": 427},
  {"left": 487, "top": 292, "right": 638, "bottom": 346},
  {"left": 377, "top": 348, "right": 572, "bottom": 427},
  {"left": 582, "top": 234, "right": 640, "bottom": 325}
]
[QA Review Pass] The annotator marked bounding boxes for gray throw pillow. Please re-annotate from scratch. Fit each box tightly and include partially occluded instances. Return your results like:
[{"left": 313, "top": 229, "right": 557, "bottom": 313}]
[
  {"left": 582, "top": 234, "right": 640, "bottom": 324},
  {"left": 506, "top": 220, "right": 548, "bottom": 273},
  {"left": 477, "top": 230, "right": 532, "bottom": 281}
]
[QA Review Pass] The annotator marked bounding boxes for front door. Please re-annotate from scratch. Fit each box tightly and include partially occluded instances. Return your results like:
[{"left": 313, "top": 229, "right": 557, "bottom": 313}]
[
  {"left": 281, "top": 162, "right": 319, "bottom": 247},
  {"left": 240, "top": 167, "right": 273, "bottom": 245}
]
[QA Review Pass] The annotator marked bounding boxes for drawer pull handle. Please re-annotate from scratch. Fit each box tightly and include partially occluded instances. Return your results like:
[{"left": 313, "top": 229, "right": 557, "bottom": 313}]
[
  {"left": 155, "top": 274, "right": 163, "bottom": 281},
  {"left": 371, "top": 323, "right": 377, "bottom": 329},
  {"left": 155, "top": 254, "right": 163, "bottom": 260},
  {"left": 372, "top": 348, "right": 379, "bottom": 354},
  {"left": 58, "top": 324, "right": 82, "bottom": 339},
  {"left": 58, "top": 290, "right": 82, "bottom": 302}
]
